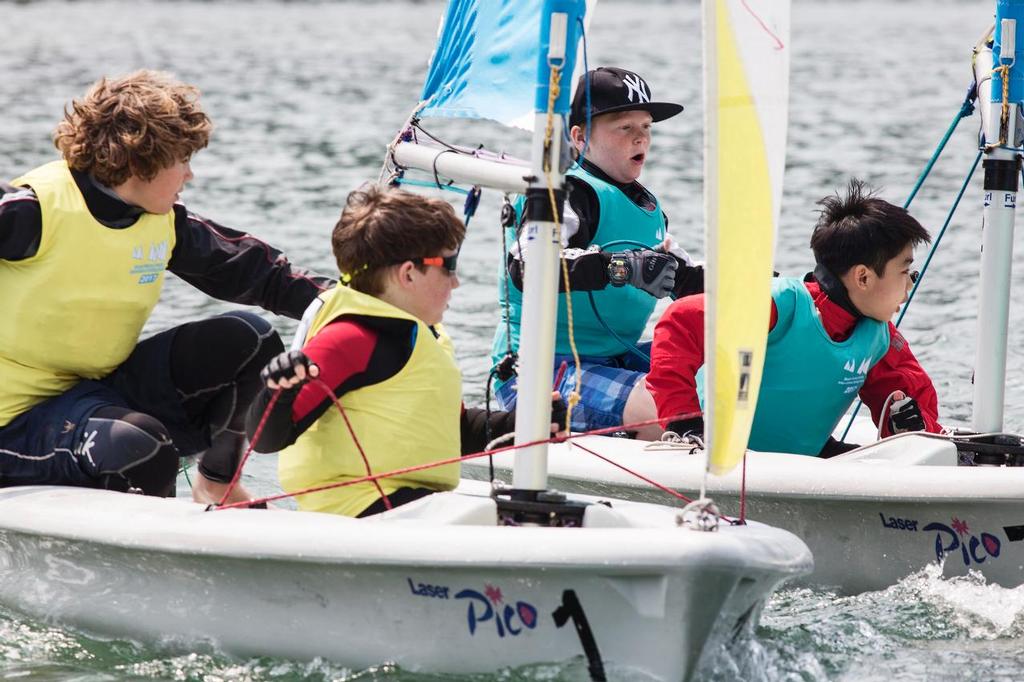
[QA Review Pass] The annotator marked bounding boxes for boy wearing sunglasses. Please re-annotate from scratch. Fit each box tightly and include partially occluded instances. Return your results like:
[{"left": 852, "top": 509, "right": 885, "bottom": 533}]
[
  {"left": 647, "top": 180, "right": 943, "bottom": 457},
  {"left": 247, "top": 186, "right": 562, "bottom": 517}
]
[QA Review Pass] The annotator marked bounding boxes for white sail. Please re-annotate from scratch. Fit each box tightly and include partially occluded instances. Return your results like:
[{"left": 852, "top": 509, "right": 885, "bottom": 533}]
[{"left": 702, "top": 0, "right": 790, "bottom": 475}]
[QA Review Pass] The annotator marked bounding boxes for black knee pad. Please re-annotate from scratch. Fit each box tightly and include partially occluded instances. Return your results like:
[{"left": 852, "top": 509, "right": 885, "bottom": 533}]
[
  {"left": 83, "top": 407, "right": 180, "bottom": 496},
  {"left": 171, "top": 311, "right": 284, "bottom": 392},
  {"left": 222, "top": 311, "right": 283, "bottom": 371}
]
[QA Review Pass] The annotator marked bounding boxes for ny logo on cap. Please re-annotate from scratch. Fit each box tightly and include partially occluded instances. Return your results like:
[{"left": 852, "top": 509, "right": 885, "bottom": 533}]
[{"left": 622, "top": 73, "right": 650, "bottom": 104}]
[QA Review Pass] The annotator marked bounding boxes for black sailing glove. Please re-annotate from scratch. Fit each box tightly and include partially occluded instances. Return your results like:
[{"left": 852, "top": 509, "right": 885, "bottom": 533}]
[
  {"left": 888, "top": 396, "right": 926, "bottom": 434},
  {"left": 609, "top": 249, "right": 678, "bottom": 298},
  {"left": 260, "top": 350, "right": 319, "bottom": 391},
  {"left": 550, "top": 394, "right": 568, "bottom": 434}
]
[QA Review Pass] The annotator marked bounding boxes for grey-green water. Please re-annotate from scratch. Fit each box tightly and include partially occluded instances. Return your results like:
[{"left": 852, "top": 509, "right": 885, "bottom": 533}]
[{"left": 4, "top": 0, "right": 1024, "bottom": 679}]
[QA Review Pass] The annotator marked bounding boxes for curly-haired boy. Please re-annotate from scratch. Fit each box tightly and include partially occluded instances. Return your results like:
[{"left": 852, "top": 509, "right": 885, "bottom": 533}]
[{"left": 0, "top": 70, "right": 330, "bottom": 502}]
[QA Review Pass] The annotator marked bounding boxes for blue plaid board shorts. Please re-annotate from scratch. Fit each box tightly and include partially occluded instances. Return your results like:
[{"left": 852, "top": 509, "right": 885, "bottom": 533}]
[{"left": 495, "top": 343, "right": 651, "bottom": 433}]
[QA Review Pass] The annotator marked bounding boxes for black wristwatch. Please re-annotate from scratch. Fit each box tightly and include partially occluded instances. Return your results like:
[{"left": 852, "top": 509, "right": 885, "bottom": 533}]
[{"left": 607, "top": 256, "right": 631, "bottom": 287}]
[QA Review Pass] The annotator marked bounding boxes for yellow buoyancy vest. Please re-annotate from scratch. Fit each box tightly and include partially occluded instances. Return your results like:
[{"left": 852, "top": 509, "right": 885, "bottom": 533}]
[
  {"left": 278, "top": 285, "right": 463, "bottom": 517},
  {"left": 0, "top": 161, "right": 175, "bottom": 426}
]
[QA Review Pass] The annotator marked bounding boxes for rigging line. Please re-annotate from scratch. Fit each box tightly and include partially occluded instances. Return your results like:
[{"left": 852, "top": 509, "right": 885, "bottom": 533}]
[
  {"left": 391, "top": 177, "right": 471, "bottom": 195},
  {"left": 739, "top": 0, "right": 785, "bottom": 50},
  {"left": 897, "top": 149, "right": 980, "bottom": 323},
  {"left": 904, "top": 82, "right": 978, "bottom": 211},
  {"left": 213, "top": 411, "right": 702, "bottom": 511},
  {"left": 432, "top": 149, "right": 459, "bottom": 191},
  {"left": 211, "top": 388, "right": 282, "bottom": 509},
  {"left": 587, "top": 238, "right": 662, "bottom": 363},
  {"left": 210, "top": 376, "right": 391, "bottom": 511},
  {"left": 484, "top": 369, "right": 499, "bottom": 485},
  {"left": 500, "top": 194, "right": 517, "bottom": 362},
  {"left": 411, "top": 121, "right": 469, "bottom": 154},
  {"left": 570, "top": 440, "right": 738, "bottom": 523},
  {"left": 568, "top": 441, "right": 691, "bottom": 504},
  {"left": 569, "top": 15, "right": 592, "bottom": 164},
  {"left": 586, "top": 291, "right": 651, "bottom": 364},
  {"left": 310, "top": 377, "right": 391, "bottom": 510},
  {"left": 985, "top": 64, "right": 1013, "bottom": 152},
  {"left": 542, "top": 62, "right": 584, "bottom": 430},
  {"left": 840, "top": 148, "right": 983, "bottom": 442},
  {"left": 379, "top": 100, "right": 431, "bottom": 184}
]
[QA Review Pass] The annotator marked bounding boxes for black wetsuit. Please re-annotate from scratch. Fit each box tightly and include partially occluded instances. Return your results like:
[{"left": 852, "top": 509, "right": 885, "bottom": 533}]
[{"left": 0, "top": 171, "right": 332, "bottom": 495}]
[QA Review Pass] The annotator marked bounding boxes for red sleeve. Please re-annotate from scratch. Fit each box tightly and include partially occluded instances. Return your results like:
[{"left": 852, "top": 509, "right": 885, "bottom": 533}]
[
  {"left": 859, "top": 323, "right": 942, "bottom": 436},
  {"left": 291, "top": 319, "right": 378, "bottom": 423},
  {"left": 647, "top": 295, "right": 707, "bottom": 426},
  {"left": 648, "top": 294, "right": 780, "bottom": 428}
]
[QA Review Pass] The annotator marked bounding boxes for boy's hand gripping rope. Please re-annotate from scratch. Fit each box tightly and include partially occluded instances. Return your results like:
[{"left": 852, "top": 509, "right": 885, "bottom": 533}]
[{"left": 212, "top": 379, "right": 391, "bottom": 512}]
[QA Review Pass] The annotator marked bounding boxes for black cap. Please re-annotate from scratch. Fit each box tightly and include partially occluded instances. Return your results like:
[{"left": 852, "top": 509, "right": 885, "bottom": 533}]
[{"left": 569, "top": 67, "right": 683, "bottom": 128}]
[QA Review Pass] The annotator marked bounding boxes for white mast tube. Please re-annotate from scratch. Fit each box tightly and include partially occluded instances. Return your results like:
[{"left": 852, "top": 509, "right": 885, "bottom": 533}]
[
  {"left": 512, "top": 9, "right": 573, "bottom": 491},
  {"left": 974, "top": 7, "right": 1022, "bottom": 433},
  {"left": 974, "top": 136, "right": 1017, "bottom": 432}
]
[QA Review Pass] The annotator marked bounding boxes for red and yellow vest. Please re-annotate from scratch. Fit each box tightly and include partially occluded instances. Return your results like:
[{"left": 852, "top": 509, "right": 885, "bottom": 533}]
[
  {"left": 279, "top": 285, "right": 463, "bottom": 517},
  {"left": 0, "top": 161, "right": 175, "bottom": 427}
]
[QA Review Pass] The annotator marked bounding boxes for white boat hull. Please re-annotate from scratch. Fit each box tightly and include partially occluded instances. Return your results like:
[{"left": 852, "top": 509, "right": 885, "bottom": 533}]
[
  {"left": 0, "top": 483, "right": 810, "bottom": 681},
  {"left": 463, "top": 430, "right": 1024, "bottom": 595}
]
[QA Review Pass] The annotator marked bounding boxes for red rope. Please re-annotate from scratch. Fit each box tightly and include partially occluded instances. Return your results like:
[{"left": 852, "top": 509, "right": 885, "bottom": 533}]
[
  {"left": 570, "top": 440, "right": 741, "bottom": 524},
  {"left": 310, "top": 377, "right": 391, "bottom": 511},
  {"left": 568, "top": 440, "right": 693, "bottom": 503},
  {"left": 212, "top": 413, "right": 702, "bottom": 511},
  {"left": 215, "top": 390, "right": 750, "bottom": 527},
  {"left": 216, "top": 389, "right": 281, "bottom": 507},
  {"left": 214, "top": 378, "right": 391, "bottom": 510},
  {"left": 215, "top": 429, "right": 560, "bottom": 510}
]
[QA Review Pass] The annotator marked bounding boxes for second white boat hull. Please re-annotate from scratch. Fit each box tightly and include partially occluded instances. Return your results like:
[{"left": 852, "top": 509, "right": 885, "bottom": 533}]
[{"left": 464, "top": 432, "right": 1024, "bottom": 595}]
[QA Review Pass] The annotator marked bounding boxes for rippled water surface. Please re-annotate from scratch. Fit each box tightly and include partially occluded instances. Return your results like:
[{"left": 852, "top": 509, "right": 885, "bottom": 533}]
[{"left": 3, "top": 0, "right": 1023, "bottom": 679}]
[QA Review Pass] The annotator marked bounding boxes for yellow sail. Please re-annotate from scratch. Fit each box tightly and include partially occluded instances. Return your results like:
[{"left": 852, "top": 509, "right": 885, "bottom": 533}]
[{"left": 702, "top": 0, "right": 790, "bottom": 476}]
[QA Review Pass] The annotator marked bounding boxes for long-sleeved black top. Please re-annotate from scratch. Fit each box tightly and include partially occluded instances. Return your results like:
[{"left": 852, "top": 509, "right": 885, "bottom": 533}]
[{"left": 0, "top": 168, "right": 332, "bottom": 319}]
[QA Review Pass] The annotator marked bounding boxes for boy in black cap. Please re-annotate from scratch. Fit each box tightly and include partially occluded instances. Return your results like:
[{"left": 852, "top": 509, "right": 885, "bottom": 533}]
[{"left": 491, "top": 66, "right": 702, "bottom": 439}]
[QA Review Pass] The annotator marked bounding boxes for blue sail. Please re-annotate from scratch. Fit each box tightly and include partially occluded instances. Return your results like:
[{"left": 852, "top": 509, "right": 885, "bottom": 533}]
[{"left": 419, "top": 0, "right": 546, "bottom": 129}]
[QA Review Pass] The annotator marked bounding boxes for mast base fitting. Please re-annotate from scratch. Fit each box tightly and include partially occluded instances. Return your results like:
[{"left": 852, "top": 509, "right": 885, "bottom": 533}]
[
  {"left": 493, "top": 487, "right": 590, "bottom": 527},
  {"left": 953, "top": 433, "right": 1024, "bottom": 466},
  {"left": 524, "top": 187, "right": 566, "bottom": 224},
  {"left": 982, "top": 157, "right": 1022, "bottom": 192}
]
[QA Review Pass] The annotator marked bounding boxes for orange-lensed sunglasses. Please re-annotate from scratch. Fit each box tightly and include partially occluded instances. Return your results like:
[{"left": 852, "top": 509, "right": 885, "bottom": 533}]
[{"left": 416, "top": 253, "right": 459, "bottom": 274}]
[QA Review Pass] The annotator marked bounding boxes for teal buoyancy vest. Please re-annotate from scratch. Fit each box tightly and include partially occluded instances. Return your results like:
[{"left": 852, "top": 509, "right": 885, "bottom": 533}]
[
  {"left": 491, "top": 164, "right": 667, "bottom": 368},
  {"left": 698, "top": 278, "right": 890, "bottom": 456}
]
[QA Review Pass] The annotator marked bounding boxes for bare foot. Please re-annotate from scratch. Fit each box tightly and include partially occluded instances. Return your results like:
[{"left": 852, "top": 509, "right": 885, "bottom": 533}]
[{"left": 191, "top": 474, "right": 253, "bottom": 506}]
